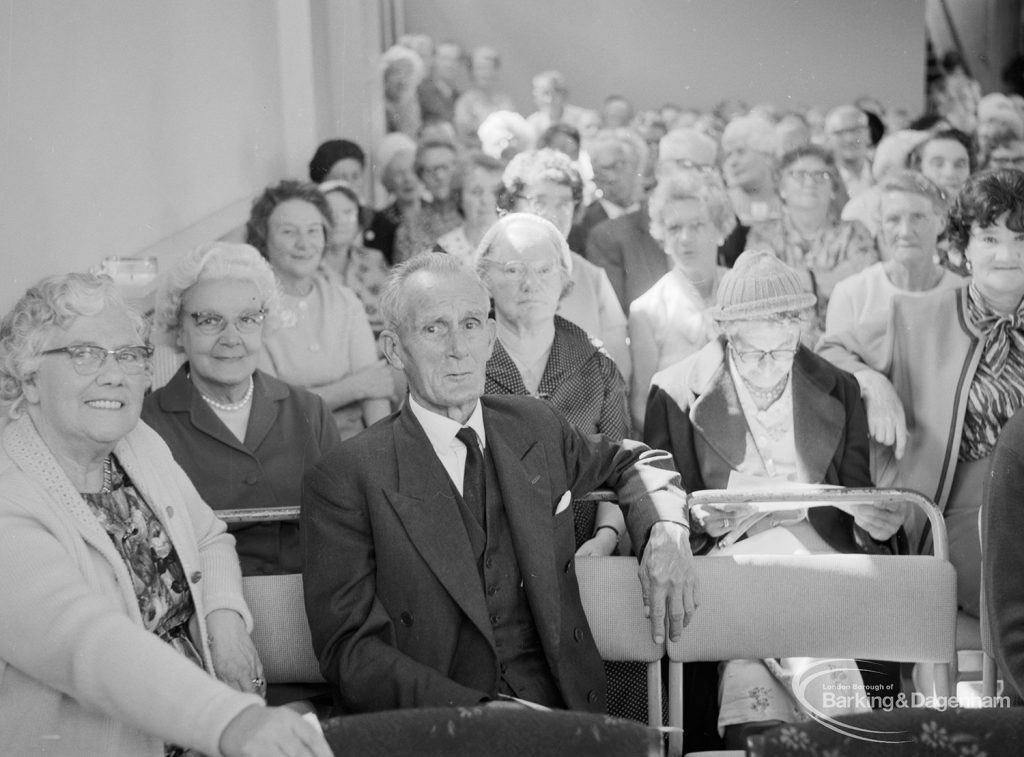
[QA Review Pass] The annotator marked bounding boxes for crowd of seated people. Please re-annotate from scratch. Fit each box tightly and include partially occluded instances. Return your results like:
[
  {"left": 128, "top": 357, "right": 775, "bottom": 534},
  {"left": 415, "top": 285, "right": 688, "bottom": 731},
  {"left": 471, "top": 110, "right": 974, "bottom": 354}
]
[{"left": 11, "top": 27, "right": 1024, "bottom": 755}]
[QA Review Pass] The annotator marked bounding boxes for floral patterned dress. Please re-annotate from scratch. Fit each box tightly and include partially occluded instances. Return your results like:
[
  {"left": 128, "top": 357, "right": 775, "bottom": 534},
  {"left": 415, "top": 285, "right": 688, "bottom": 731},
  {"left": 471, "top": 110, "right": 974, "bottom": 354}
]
[{"left": 81, "top": 456, "right": 203, "bottom": 756}]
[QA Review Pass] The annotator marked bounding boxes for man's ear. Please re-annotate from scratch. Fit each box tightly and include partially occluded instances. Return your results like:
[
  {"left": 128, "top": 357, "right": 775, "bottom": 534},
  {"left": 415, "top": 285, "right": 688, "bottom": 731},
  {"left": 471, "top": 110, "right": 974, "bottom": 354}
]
[
  {"left": 484, "top": 317, "right": 497, "bottom": 352},
  {"left": 379, "top": 329, "right": 405, "bottom": 370}
]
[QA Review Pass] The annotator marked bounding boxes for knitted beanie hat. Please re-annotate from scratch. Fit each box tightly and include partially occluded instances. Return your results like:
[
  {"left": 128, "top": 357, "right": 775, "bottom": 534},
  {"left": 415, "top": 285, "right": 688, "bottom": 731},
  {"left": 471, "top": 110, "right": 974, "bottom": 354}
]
[{"left": 713, "top": 249, "right": 817, "bottom": 321}]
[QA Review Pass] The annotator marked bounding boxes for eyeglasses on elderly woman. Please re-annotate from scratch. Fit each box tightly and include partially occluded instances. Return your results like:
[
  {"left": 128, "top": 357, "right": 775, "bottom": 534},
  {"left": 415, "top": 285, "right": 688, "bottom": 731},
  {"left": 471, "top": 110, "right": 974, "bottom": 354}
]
[
  {"left": 40, "top": 343, "right": 153, "bottom": 375},
  {"left": 729, "top": 345, "right": 798, "bottom": 365},
  {"left": 188, "top": 309, "right": 267, "bottom": 335},
  {"left": 480, "top": 258, "right": 561, "bottom": 280}
]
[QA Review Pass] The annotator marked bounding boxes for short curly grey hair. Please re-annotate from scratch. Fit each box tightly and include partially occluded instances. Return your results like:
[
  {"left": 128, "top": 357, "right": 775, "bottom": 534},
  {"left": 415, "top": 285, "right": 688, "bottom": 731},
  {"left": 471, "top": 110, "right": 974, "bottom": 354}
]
[
  {"left": 152, "top": 241, "right": 281, "bottom": 348},
  {"left": 0, "top": 272, "right": 149, "bottom": 417},
  {"left": 648, "top": 171, "right": 737, "bottom": 243}
]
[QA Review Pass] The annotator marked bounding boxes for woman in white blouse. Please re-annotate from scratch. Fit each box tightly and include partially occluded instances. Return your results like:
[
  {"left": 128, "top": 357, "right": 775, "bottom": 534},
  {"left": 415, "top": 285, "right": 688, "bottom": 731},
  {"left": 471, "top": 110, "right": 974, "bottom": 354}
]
[{"left": 628, "top": 170, "right": 734, "bottom": 433}]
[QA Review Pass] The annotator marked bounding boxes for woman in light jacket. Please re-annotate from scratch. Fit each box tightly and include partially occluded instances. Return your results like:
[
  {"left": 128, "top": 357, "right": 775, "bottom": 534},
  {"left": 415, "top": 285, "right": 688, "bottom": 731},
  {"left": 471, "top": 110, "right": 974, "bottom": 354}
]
[{"left": 0, "top": 273, "right": 328, "bottom": 757}]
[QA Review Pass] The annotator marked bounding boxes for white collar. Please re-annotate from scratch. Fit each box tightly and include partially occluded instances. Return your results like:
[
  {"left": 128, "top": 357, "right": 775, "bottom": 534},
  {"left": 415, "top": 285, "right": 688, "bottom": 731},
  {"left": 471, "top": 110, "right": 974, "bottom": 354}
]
[
  {"left": 408, "top": 394, "right": 487, "bottom": 450},
  {"left": 598, "top": 197, "right": 640, "bottom": 220}
]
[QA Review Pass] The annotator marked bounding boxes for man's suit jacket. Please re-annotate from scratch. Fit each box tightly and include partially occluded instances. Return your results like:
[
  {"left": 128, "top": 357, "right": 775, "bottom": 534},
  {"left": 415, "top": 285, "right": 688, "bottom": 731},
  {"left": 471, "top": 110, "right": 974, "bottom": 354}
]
[
  {"left": 301, "top": 394, "right": 685, "bottom": 714},
  {"left": 586, "top": 207, "right": 668, "bottom": 313},
  {"left": 568, "top": 201, "right": 610, "bottom": 257}
]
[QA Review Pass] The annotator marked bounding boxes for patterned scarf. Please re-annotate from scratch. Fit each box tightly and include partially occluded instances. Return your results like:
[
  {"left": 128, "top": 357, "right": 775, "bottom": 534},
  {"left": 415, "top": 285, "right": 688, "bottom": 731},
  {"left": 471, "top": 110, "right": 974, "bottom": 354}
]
[
  {"left": 968, "top": 282, "right": 1024, "bottom": 377},
  {"left": 960, "top": 283, "right": 1024, "bottom": 462}
]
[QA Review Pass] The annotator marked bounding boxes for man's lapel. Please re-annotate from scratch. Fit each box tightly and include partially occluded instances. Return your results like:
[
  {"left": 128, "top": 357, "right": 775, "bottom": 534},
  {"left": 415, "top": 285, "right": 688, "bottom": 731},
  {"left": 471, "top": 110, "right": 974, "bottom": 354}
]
[
  {"left": 483, "top": 403, "right": 562, "bottom": 656},
  {"left": 386, "top": 408, "right": 492, "bottom": 640}
]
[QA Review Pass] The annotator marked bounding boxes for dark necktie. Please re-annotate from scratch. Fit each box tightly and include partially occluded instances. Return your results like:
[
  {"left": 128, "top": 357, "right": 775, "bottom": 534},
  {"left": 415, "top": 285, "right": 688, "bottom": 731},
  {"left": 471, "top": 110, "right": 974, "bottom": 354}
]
[{"left": 455, "top": 426, "right": 486, "bottom": 526}]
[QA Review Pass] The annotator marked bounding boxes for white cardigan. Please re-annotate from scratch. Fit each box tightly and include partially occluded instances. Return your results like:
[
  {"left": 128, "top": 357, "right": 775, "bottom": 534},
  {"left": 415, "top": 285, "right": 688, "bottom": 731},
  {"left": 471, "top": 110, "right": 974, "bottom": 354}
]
[{"left": 0, "top": 415, "right": 263, "bottom": 756}]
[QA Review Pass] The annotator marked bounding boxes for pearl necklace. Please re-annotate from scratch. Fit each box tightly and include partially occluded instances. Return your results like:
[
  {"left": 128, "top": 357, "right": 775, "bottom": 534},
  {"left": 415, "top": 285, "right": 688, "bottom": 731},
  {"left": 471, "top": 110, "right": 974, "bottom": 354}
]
[{"left": 200, "top": 377, "right": 254, "bottom": 412}]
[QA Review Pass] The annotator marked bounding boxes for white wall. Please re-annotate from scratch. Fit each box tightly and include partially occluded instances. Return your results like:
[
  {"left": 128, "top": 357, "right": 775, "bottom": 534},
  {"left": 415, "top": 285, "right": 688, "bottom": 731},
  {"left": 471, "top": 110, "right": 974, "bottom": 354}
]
[
  {"left": 0, "top": 1, "right": 291, "bottom": 313},
  {"left": 0, "top": 0, "right": 930, "bottom": 315},
  {"left": 402, "top": 0, "right": 927, "bottom": 115}
]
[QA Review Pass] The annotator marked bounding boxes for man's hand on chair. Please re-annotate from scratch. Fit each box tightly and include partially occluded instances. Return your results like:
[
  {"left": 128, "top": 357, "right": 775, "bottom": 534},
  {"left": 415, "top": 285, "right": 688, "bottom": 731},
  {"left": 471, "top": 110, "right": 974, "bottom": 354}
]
[{"left": 639, "top": 521, "right": 698, "bottom": 643}]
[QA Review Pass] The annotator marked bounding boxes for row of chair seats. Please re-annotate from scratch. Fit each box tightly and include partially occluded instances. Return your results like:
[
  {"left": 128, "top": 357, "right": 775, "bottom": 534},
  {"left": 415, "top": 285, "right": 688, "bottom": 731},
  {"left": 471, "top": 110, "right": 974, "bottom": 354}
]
[{"left": 224, "top": 488, "right": 959, "bottom": 756}]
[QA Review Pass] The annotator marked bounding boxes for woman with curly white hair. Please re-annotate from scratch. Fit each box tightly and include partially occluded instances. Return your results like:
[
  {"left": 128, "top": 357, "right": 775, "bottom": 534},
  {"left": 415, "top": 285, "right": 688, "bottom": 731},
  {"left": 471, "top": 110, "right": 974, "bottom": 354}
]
[
  {"left": 0, "top": 271, "right": 330, "bottom": 756},
  {"left": 143, "top": 242, "right": 340, "bottom": 576}
]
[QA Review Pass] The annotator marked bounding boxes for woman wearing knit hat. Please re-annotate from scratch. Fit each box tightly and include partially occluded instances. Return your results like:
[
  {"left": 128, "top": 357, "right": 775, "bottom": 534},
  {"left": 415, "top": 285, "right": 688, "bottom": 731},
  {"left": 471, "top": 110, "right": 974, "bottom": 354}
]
[{"left": 644, "top": 249, "right": 907, "bottom": 748}]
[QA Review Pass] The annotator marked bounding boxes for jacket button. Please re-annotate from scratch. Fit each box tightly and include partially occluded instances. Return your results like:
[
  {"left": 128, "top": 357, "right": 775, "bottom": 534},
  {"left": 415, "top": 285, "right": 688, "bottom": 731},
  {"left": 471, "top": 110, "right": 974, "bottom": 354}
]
[
  {"left": 573, "top": 627, "right": 584, "bottom": 642},
  {"left": 165, "top": 506, "right": 174, "bottom": 518},
  {"left": 400, "top": 612, "right": 413, "bottom": 627},
  {"left": 587, "top": 690, "right": 599, "bottom": 704},
  {"left": 190, "top": 571, "right": 202, "bottom": 584},
  {"left": 244, "top": 475, "right": 259, "bottom": 485}
]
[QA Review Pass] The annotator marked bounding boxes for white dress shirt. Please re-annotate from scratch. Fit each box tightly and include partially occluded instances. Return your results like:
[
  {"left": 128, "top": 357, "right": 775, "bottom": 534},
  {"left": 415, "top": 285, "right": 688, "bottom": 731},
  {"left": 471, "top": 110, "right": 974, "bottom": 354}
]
[{"left": 407, "top": 395, "right": 487, "bottom": 495}]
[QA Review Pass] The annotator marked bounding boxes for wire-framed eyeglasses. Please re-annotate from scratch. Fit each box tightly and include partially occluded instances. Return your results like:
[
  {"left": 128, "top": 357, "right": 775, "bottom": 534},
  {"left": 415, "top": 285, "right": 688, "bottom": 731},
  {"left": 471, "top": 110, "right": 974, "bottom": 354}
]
[
  {"left": 40, "top": 344, "right": 153, "bottom": 375},
  {"left": 730, "top": 345, "right": 798, "bottom": 365},
  {"left": 481, "top": 259, "right": 561, "bottom": 279}
]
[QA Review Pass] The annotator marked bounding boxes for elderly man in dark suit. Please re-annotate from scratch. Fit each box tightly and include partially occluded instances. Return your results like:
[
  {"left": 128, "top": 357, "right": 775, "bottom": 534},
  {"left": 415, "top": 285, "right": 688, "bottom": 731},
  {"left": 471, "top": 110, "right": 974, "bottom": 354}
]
[{"left": 302, "top": 252, "right": 696, "bottom": 714}]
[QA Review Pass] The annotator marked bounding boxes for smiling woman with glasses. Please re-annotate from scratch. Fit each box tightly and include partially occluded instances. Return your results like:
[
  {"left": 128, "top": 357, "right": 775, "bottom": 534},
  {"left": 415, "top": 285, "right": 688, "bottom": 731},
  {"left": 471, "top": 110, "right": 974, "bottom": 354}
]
[
  {"left": 0, "top": 271, "right": 331, "bottom": 756},
  {"left": 644, "top": 250, "right": 907, "bottom": 748},
  {"left": 143, "top": 242, "right": 341, "bottom": 585}
]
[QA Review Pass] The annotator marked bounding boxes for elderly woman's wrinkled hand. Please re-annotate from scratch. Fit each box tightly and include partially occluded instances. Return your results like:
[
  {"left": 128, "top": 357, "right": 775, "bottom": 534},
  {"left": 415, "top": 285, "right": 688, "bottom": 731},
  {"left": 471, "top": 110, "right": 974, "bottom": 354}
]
[
  {"left": 220, "top": 705, "right": 332, "bottom": 757},
  {"left": 690, "top": 502, "right": 756, "bottom": 538},
  {"left": 855, "top": 369, "right": 907, "bottom": 459},
  {"left": 574, "top": 528, "right": 618, "bottom": 557},
  {"left": 848, "top": 501, "right": 907, "bottom": 542},
  {"left": 639, "top": 521, "right": 698, "bottom": 644},
  {"left": 206, "top": 609, "right": 265, "bottom": 697}
]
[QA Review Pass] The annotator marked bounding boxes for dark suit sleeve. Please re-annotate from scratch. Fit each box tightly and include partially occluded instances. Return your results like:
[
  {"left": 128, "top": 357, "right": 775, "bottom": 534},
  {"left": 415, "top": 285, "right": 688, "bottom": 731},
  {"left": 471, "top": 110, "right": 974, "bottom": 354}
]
[
  {"left": 546, "top": 402, "right": 687, "bottom": 552},
  {"left": 586, "top": 220, "right": 627, "bottom": 311},
  {"left": 301, "top": 452, "right": 487, "bottom": 711},
  {"left": 984, "top": 411, "right": 1024, "bottom": 701}
]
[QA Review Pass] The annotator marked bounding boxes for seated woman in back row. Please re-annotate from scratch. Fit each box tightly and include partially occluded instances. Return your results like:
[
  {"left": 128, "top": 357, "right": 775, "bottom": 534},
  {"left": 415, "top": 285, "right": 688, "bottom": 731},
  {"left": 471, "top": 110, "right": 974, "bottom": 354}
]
[
  {"left": 627, "top": 169, "right": 733, "bottom": 434},
  {"left": 746, "top": 145, "right": 878, "bottom": 334},
  {"left": 245, "top": 179, "right": 392, "bottom": 439},
  {"left": 644, "top": 250, "right": 906, "bottom": 747},
  {"left": 497, "top": 148, "right": 631, "bottom": 381},
  {"left": 143, "top": 242, "right": 340, "bottom": 576},
  {"left": 819, "top": 168, "right": 1024, "bottom": 618}
]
